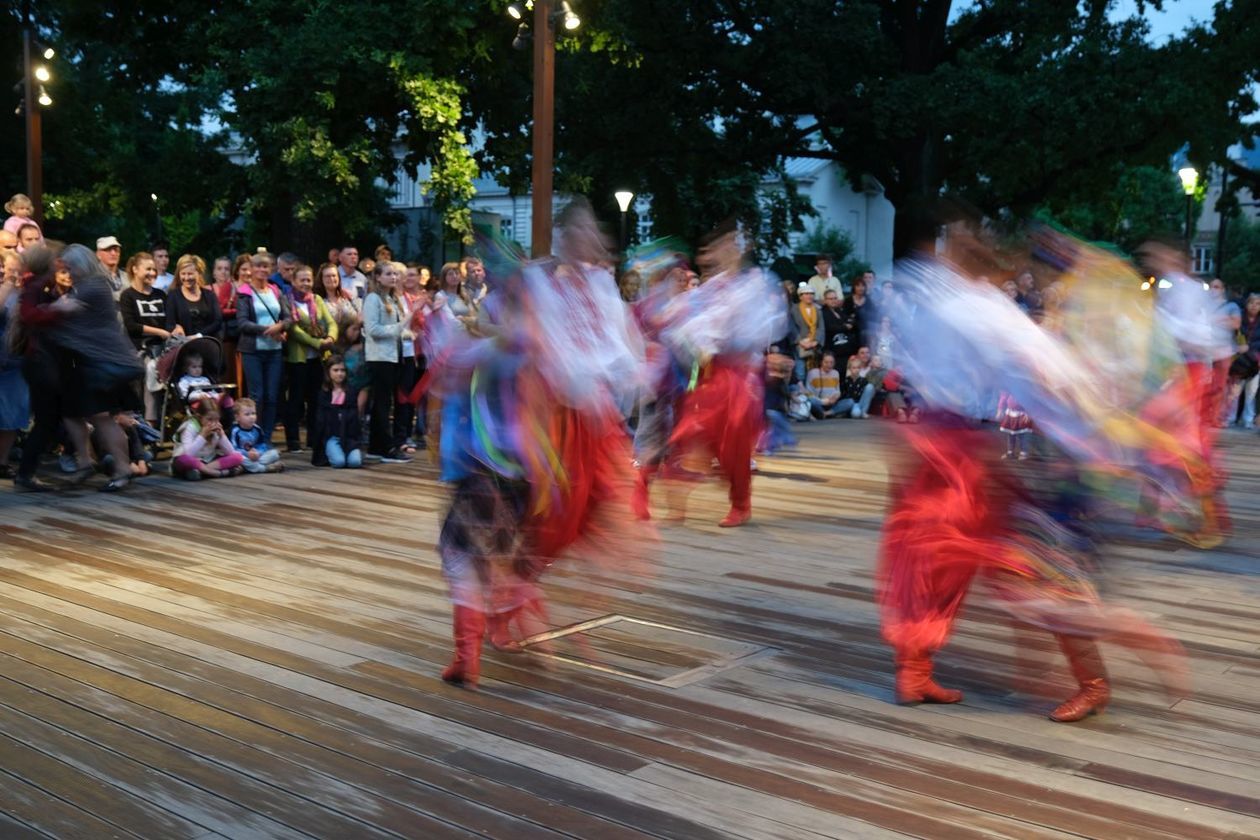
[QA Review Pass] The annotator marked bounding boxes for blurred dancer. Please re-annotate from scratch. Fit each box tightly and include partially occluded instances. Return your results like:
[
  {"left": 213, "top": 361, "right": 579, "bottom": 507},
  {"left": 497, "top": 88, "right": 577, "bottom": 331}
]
[
  {"left": 879, "top": 244, "right": 1186, "bottom": 721},
  {"left": 663, "top": 228, "right": 786, "bottom": 527},
  {"left": 436, "top": 204, "right": 649, "bottom": 688},
  {"left": 629, "top": 249, "right": 693, "bottom": 520}
]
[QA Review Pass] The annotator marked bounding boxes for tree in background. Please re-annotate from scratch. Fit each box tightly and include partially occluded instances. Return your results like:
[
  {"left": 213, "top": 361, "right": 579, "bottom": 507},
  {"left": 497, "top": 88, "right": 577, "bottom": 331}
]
[
  {"left": 798, "top": 221, "right": 872, "bottom": 282},
  {"left": 5, "top": 1, "right": 1259, "bottom": 258},
  {"left": 1038, "top": 165, "right": 1188, "bottom": 254},
  {"left": 474, "top": 0, "right": 1258, "bottom": 255},
  {"left": 1221, "top": 215, "right": 1260, "bottom": 291}
]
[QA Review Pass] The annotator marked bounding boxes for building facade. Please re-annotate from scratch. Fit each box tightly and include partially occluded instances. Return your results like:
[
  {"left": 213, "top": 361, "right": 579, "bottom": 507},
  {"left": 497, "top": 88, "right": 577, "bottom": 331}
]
[{"left": 1189, "top": 146, "right": 1260, "bottom": 277}]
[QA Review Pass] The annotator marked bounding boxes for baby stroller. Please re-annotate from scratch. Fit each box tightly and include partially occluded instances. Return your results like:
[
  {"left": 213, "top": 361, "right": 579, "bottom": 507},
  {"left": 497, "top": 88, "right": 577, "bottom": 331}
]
[{"left": 156, "top": 335, "right": 236, "bottom": 445}]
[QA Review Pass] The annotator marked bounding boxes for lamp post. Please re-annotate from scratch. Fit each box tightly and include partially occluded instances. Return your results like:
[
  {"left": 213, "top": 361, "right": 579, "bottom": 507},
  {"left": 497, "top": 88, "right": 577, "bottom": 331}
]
[
  {"left": 151, "top": 193, "right": 163, "bottom": 241},
  {"left": 614, "top": 190, "right": 634, "bottom": 251},
  {"left": 1178, "top": 166, "right": 1198, "bottom": 254},
  {"left": 509, "top": 1, "right": 580, "bottom": 257},
  {"left": 530, "top": 0, "right": 556, "bottom": 258},
  {"left": 20, "top": 0, "right": 53, "bottom": 228}
]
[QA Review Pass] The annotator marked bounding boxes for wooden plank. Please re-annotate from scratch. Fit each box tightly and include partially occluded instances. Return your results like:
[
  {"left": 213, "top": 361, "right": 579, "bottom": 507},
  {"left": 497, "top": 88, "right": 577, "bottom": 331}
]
[{"left": 0, "top": 421, "right": 1259, "bottom": 840}]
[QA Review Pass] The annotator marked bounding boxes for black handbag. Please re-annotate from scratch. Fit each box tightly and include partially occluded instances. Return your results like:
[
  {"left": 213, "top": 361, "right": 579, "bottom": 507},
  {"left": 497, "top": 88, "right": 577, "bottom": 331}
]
[{"left": 1229, "top": 352, "right": 1259, "bottom": 380}]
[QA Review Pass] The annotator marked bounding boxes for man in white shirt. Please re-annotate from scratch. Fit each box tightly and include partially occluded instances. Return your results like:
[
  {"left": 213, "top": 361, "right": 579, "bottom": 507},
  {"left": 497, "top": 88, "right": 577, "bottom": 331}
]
[
  {"left": 338, "top": 245, "right": 367, "bottom": 299},
  {"left": 808, "top": 254, "right": 843, "bottom": 299},
  {"left": 152, "top": 242, "right": 175, "bottom": 290}
]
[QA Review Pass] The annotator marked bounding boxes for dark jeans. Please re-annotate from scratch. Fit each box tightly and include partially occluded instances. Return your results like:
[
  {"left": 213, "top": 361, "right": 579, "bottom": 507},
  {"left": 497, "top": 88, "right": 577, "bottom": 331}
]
[
  {"left": 18, "top": 352, "right": 63, "bottom": 479},
  {"left": 240, "top": 350, "right": 283, "bottom": 441},
  {"left": 367, "top": 360, "right": 401, "bottom": 455},
  {"left": 395, "top": 356, "right": 419, "bottom": 444},
  {"left": 284, "top": 357, "right": 323, "bottom": 448}
]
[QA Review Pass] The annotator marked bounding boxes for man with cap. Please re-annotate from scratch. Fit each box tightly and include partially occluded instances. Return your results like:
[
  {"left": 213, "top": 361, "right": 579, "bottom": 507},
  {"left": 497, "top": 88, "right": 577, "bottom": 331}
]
[
  {"left": 791, "top": 282, "right": 826, "bottom": 381},
  {"left": 96, "top": 235, "right": 125, "bottom": 300}
]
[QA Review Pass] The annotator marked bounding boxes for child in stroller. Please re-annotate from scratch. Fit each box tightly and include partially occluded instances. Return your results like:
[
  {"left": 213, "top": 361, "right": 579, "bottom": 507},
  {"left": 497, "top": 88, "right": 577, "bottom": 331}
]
[{"left": 156, "top": 336, "right": 235, "bottom": 444}]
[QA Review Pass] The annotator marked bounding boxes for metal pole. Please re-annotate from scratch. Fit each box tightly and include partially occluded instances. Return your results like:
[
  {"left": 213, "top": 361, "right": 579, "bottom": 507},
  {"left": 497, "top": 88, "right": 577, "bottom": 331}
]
[
  {"left": 1216, "top": 167, "right": 1230, "bottom": 279},
  {"left": 619, "top": 210, "right": 627, "bottom": 252},
  {"left": 1184, "top": 194, "right": 1193, "bottom": 254},
  {"left": 22, "top": 14, "right": 44, "bottom": 228},
  {"left": 530, "top": 0, "right": 555, "bottom": 258}
]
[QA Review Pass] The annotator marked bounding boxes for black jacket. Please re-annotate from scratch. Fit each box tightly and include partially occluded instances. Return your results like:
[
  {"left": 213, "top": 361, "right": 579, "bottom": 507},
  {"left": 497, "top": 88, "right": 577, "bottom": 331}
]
[{"left": 311, "top": 387, "right": 362, "bottom": 466}]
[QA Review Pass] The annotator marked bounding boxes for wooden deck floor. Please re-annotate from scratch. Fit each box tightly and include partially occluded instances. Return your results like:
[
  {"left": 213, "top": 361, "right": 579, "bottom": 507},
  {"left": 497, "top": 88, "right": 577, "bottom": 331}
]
[{"left": 2, "top": 421, "right": 1260, "bottom": 839}]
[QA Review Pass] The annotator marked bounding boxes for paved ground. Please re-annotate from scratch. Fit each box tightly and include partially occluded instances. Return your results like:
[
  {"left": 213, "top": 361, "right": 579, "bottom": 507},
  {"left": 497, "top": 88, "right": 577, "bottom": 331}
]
[{"left": 0, "top": 420, "right": 1258, "bottom": 839}]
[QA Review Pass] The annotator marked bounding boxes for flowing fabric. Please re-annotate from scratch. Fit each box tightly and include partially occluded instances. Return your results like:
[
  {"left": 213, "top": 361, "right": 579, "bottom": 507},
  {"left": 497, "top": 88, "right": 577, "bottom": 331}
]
[{"left": 669, "top": 358, "right": 764, "bottom": 509}]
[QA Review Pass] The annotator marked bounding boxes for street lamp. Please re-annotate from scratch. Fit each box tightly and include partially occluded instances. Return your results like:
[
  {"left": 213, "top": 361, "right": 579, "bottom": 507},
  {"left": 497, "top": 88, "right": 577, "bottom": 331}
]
[
  {"left": 505, "top": 0, "right": 581, "bottom": 257},
  {"left": 20, "top": 1, "right": 53, "bottom": 227},
  {"left": 151, "top": 193, "right": 163, "bottom": 241},
  {"left": 614, "top": 190, "right": 634, "bottom": 250},
  {"left": 1178, "top": 166, "right": 1198, "bottom": 251}
]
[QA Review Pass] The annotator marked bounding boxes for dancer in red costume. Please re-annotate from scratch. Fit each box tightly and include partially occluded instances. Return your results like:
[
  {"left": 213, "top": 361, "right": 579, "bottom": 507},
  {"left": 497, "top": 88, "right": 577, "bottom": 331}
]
[
  {"left": 436, "top": 204, "right": 649, "bottom": 689},
  {"left": 879, "top": 247, "right": 1187, "bottom": 721},
  {"left": 629, "top": 255, "right": 693, "bottom": 521},
  {"left": 663, "top": 229, "right": 785, "bottom": 527}
]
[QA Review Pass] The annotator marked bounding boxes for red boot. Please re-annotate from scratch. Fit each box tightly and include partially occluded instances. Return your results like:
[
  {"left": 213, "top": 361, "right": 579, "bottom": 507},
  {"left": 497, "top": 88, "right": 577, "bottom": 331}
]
[
  {"left": 895, "top": 654, "right": 963, "bottom": 705},
  {"left": 441, "top": 605, "right": 486, "bottom": 689},
  {"left": 718, "top": 506, "right": 751, "bottom": 528},
  {"left": 632, "top": 463, "right": 656, "bottom": 521},
  {"left": 1049, "top": 635, "right": 1110, "bottom": 722},
  {"left": 486, "top": 608, "right": 522, "bottom": 652}
]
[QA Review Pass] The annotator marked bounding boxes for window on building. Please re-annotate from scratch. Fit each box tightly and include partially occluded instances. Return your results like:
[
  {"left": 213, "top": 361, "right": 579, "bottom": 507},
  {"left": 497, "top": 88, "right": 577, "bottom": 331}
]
[
  {"left": 500, "top": 218, "right": 515, "bottom": 242},
  {"left": 1193, "top": 246, "right": 1214, "bottom": 275},
  {"left": 636, "top": 215, "right": 652, "bottom": 242}
]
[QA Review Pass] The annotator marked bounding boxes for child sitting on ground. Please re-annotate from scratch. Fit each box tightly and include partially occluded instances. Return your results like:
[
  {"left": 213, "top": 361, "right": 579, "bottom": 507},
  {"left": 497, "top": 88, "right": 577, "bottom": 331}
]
[
  {"left": 114, "top": 412, "right": 151, "bottom": 477},
  {"left": 335, "top": 319, "right": 371, "bottom": 419},
  {"left": 311, "top": 355, "right": 363, "bottom": 468},
  {"left": 172, "top": 400, "right": 244, "bottom": 480},
  {"left": 229, "top": 397, "right": 283, "bottom": 473}
]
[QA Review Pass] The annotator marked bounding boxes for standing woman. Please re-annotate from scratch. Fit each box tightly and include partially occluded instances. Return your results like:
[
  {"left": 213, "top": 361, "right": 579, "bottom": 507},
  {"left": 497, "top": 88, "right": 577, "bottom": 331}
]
[
  {"left": 212, "top": 256, "right": 239, "bottom": 387},
  {"left": 0, "top": 251, "right": 30, "bottom": 480},
  {"left": 236, "top": 251, "right": 292, "bottom": 444},
  {"left": 433, "top": 261, "right": 475, "bottom": 330},
  {"left": 47, "top": 245, "right": 142, "bottom": 491},
  {"left": 1238, "top": 294, "right": 1260, "bottom": 428},
  {"left": 847, "top": 274, "right": 871, "bottom": 351},
  {"left": 284, "top": 264, "right": 338, "bottom": 452},
  {"left": 316, "top": 262, "right": 360, "bottom": 324},
  {"left": 362, "top": 260, "right": 411, "bottom": 463},
  {"left": 118, "top": 251, "right": 174, "bottom": 426},
  {"left": 166, "top": 254, "right": 224, "bottom": 340},
  {"left": 397, "top": 264, "right": 430, "bottom": 451}
]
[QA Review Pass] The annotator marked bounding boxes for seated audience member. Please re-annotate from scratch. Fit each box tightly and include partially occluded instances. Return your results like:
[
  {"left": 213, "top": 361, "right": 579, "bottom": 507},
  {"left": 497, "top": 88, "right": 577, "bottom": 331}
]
[
  {"left": 805, "top": 351, "right": 845, "bottom": 418},
  {"left": 230, "top": 397, "right": 282, "bottom": 474},
  {"left": 172, "top": 400, "right": 244, "bottom": 480},
  {"left": 759, "top": 350, "right": 797, "bottom": 453},
  {"left": 839, "top": 355, "right": 876, "bottom": 419},
  {"left": 311, "top": 355, "right": 363, "bottom": 469},
  {"left": 99, "top": 412, "right": 151, "bottom": 478}
]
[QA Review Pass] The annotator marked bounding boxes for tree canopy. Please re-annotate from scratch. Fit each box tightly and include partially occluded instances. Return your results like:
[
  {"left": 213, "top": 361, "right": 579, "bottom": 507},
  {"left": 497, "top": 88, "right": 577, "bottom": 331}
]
[{"left": 4, "top": 0, "right": 1258, "bottom": 257}]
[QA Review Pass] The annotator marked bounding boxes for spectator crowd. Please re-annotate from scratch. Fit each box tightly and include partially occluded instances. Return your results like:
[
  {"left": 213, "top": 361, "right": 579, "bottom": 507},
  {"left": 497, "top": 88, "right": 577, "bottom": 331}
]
[{"left": 0, "top": 191, "right": 498, "bottom": 491}]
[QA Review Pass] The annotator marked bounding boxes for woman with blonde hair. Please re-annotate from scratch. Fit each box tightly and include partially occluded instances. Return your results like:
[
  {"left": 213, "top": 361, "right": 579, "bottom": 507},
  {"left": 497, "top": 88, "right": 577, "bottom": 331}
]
[
  {"left": 362, "top": 260, "right": 412, "bottom": 462},
  {"left": 166, "top": 253, "right": 224, "bottom": 340},
  {"left": 235, "top": 251, "right": 293, "bottom": 442}
]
